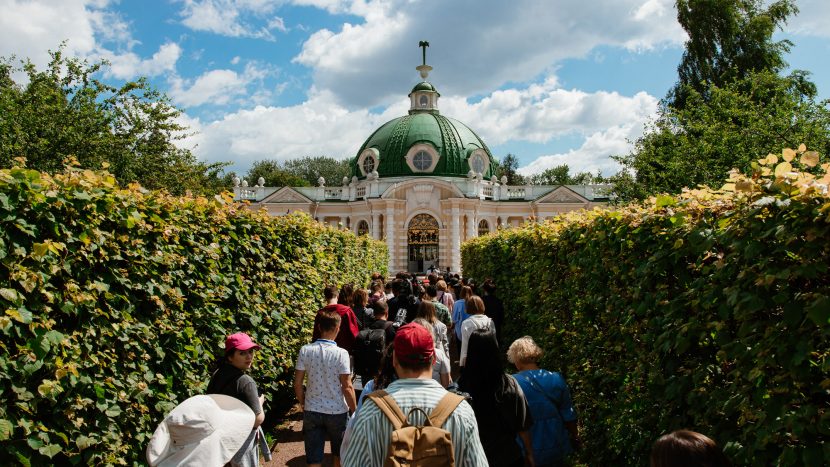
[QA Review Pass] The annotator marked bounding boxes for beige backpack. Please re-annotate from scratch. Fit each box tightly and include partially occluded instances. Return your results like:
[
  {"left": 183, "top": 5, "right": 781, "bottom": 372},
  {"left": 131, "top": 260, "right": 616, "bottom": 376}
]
[{"left": 367, "top": 390, "right": 465, "bottom": 467}]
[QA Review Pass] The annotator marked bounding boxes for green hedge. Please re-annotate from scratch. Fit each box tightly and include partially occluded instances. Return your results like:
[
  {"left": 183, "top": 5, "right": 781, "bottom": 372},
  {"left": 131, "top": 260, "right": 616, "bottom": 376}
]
[
  {"left": 463, "top": 148, "right": 830, "bottom": 465},
  {"left": 0, "top": 163, "right": 387, "bottom": 465}
]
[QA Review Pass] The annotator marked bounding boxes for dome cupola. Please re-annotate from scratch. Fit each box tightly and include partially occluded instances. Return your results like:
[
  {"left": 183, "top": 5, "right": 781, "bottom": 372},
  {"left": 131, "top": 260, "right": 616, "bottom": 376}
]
[{"left": 351, "top": 41, "right": 496, "bottom": 180}]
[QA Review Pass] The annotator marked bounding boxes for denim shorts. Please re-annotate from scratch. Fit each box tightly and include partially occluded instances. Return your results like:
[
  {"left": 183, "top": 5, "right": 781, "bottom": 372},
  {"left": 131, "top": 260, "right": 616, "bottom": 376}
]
[{"left": 303, "top": 410, "right": 349, "bottom": 464}]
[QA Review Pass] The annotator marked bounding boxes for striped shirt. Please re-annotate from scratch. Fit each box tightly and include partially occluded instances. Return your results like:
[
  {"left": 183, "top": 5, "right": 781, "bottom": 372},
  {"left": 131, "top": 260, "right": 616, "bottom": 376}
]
[{"left": 341, "top": 378, "right": 488, "bottom": 467}]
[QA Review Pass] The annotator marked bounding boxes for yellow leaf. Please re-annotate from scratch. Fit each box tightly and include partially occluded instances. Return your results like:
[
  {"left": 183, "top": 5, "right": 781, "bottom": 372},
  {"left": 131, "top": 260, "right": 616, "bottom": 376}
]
[
  {"left": 798, "top": 143, "right": 807, "bottom": 153},
  {"left": 801, "top": 151, "right": 820, "bottom": 168},
  {"left": 757, "top": 158, "right": 768, "bottom": 166},
  {"left": 735, "top": 180, "right": 753, "bottom": 192},
  {"left": 782, "top": 148, "right": 795, "bottom": 162},
  {"left": 673, "top": 238, "right": 684, "bottom": 249},
  {"left": 767, "top": 154, "right": 779, "bottom": 165},
  {"left": 775, "top": 161, "right": 793, "bottom": 178},
  {"left": 721, "top": 183, "right": 736, "bottom": 192}
]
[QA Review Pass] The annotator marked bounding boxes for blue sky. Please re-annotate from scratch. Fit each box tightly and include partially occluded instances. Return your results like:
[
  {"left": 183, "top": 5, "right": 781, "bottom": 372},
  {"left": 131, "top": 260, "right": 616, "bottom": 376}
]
[{"left": 1, "top": 0, "right": 828, "bottom": 179}]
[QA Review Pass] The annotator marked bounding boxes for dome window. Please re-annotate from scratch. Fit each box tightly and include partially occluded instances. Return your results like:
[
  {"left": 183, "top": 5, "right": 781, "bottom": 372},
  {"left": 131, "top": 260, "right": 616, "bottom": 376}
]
[
  {"left": 363, "top": 156, "right": 375, "bottom": 174},
  {"left": 468, "top": 149, "right": 490, "bottom": 175},
  {"left": 405, "top": 143, "right": 439, "bottom": 173},
  {"left": 419, "top": 95, "right": 429, "bottom": 108},
  {"left": 414, "top": 150, "right": 432, "bottom": 170},
  {"left": 357, "top": 148, "right": 380, "bottom": 177}
]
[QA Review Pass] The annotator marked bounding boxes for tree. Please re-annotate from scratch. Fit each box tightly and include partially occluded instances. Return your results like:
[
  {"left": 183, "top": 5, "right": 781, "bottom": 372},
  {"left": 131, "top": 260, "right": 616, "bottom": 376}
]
[
  {"left": 281, "top": 156, "right": 350, "bottom": 186},
  {"left": 495, "top": 153, "right": 526, "bottom": 185},
  {"left": 613, "top": 71, "right": 830, "bottom": 200},
  {"left": 668, "top": 0, "right": 798, "bottom": 109},
  {"left": 0, "top": 45, "right": 228, "bottom": 195},
  {"left": 526, "top": 164, "right": 598, "bottom": 185},
  {"left": 244, "top": 160, "right": 309, "bottom": 187}
]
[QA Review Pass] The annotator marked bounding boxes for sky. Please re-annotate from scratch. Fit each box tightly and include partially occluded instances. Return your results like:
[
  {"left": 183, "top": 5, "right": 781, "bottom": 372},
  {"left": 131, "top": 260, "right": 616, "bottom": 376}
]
[{"left": 1, "top": 0, "right": 829, "bottom": 179}]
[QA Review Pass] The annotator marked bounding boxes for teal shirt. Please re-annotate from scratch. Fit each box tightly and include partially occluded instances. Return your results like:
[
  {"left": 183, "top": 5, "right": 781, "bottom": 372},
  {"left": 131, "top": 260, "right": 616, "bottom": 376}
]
[{"left": 341, "top": 378, "right": 488, "bottom": 467}]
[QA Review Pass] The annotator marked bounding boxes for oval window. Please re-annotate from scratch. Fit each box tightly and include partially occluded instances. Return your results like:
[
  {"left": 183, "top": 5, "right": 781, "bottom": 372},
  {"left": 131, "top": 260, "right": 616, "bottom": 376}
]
[{"left": 362, "top": 156, "right": 375, "bottom": 174}]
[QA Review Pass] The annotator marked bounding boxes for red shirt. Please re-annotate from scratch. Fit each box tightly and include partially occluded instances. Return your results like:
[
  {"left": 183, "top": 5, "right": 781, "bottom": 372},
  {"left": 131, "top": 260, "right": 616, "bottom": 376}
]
[{"left": 312, "top": 304, "right": 360, "bottom": 352}]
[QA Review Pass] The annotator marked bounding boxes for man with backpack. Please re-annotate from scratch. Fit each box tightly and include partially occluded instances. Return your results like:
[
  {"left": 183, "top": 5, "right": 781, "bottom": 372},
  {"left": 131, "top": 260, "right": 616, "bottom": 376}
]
[
  {"left": 341, "top": 323, "right": 487, "bottom": 467},
  {"left": 352, "top": 300, "right": 396, "bottom": 385}
]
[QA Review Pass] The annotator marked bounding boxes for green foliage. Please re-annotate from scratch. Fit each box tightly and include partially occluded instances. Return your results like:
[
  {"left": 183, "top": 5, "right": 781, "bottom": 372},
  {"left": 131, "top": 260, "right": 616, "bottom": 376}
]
[
  {"left": 463, "top": 147, "right": 830, "bottom": 465},
  {"left": 669, "top": 0, "right": 798, "bottom": 109},
  {"left": 526, "top": 164, "right": 602, "bottom": 186},
  {"left": 244, "top": 160, "right": 310, "bottom": 188},
  {"left": 0, "top": 162, "right": 387, "bottom": 465},
  {"left": 281, "top": 156, "right": 351, "bottom": 186},
  {"left": 613, "top": 71, "right": 830, "bottom": 201},
  {"left": 495, "top": 153, "right": 526, "bottom": 185},
  {"left": 0, "top": 45, "right": 229, "bottom": 196}
]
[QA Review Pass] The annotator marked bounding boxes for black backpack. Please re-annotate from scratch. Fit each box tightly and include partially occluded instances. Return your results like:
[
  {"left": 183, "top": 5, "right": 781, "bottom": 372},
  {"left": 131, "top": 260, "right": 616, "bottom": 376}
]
[{"left": 354, "top": 326, "right": 386, "bottom": 378}]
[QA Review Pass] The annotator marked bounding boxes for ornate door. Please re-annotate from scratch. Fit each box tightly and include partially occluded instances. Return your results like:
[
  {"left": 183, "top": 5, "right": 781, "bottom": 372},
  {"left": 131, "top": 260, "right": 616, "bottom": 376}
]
[{"left": 407, "top": 214, "right": 439, "bottom": 273}]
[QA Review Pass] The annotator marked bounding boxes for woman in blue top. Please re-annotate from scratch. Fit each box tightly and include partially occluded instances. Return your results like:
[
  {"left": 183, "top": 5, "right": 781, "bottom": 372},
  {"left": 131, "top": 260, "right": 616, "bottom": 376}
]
[
  {"left": 451, "top": 285, "right": 472, "bottom": 341},
  {"left": 508, "top": 336, "right": 580, "bottom": 467}
]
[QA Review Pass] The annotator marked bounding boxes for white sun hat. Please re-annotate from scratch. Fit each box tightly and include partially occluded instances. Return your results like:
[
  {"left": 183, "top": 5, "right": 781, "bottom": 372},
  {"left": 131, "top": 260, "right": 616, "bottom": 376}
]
[{"left": 146, "top": 394, "right": 255, "bottom": 466}]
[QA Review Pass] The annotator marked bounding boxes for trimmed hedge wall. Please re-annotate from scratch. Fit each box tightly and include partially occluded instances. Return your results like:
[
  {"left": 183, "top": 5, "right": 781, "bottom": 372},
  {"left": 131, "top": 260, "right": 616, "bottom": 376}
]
[
  {"left": 462, "top": 148, "right": 830, "bottom": 465},
  {"left": 0, "top": 164, "right": 387, "bottom": 465}
]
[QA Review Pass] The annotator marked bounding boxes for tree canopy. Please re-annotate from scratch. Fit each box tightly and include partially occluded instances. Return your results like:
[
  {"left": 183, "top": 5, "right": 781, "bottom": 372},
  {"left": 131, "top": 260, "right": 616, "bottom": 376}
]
[
  {"left": 526, "top": 164, "right": 601, "bottom": 185},
  {"left": 611, "top": 0, "right": 828, "bottom": 201},
  {"left": 669, "top": 0, "right": 798, "bottom": 109},
  {"left": 0, "top": 46, "right": 228, "bottom": 195},
  {"left": 241, "top": 156, "right": 350, "bottom": 188},
  {"left": 495, "top": 154, "right": 526, "bottom": 185}
]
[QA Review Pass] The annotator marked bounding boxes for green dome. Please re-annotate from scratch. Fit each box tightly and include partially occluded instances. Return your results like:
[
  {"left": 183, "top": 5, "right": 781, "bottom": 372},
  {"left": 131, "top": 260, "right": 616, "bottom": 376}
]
[
  {"left": 410, "top": 81, "right": 438, "bottom": 94},
  {"left": 351, "top": 112, "right": 496, "bottom": 179}
]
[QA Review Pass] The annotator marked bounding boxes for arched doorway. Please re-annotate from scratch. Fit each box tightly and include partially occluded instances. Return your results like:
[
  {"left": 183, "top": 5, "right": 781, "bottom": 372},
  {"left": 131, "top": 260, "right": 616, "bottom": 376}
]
[{"left": 407, "top": 213, "right": 439, "bottom": 273}]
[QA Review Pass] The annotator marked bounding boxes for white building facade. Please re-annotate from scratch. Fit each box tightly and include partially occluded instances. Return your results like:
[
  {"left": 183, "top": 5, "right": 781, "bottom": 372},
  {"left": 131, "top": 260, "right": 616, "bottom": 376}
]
[{"left": 234, "top": 49, "right": 610, "bottom": 274}]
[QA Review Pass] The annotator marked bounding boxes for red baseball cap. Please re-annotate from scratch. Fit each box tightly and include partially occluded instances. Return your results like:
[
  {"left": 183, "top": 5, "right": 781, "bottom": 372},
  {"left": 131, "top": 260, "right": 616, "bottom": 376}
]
[
  {"left": 225, "top": 333, "right": 261, "bottom": 352},
  {"left": 394, "top": 323, "right": 434, "bottom": 364}
]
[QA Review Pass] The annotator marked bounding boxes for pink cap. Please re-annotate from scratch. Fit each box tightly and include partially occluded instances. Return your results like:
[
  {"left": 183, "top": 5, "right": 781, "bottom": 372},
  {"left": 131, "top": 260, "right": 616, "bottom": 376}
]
[{"left": 225, "top": 333, "right": 261, "bottom": 352}]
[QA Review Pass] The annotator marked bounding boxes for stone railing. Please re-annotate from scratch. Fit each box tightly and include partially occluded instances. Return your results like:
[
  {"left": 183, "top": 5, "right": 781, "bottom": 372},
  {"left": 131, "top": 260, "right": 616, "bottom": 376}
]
[{"left": 325, "top": 188, "right": 343, "bottom": 199}]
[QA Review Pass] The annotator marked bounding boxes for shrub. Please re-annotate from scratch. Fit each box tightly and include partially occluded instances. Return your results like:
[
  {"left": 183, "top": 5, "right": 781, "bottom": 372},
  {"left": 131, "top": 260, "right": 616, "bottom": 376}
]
[
  {"left": 0, "top": 162, "right": 387, "bottom": 465},
  {"left": 463, "top": 147, "right": 830, "bottom": 465}
]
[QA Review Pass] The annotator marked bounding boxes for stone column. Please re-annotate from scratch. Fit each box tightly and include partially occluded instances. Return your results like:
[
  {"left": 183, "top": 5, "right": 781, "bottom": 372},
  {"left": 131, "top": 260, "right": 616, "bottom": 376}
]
[
  {"left": 386, "top": 207, "right": 396, "bottom": 272},
  {"left": 371, "top": 212, "right": 380, "bottom": 240},
  {"left": 466, "top": 212, "right": 477, "bottom": 241},
  {"left": 451, "top": 208, "right": 461, "bottom": 273}
]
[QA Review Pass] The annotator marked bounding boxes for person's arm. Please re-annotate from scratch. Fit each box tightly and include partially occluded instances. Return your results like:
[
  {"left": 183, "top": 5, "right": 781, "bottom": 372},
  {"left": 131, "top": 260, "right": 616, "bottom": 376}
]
[
  {"left": 340, "top": 373, "right": 357, "bottom": 413},
  {"left": 440, "top": 371, "right": 451, "bottom": 388},
  {"left": 293, "top": 369, "right": 305, "bottom": 410},
  {"left": 518, "top": 430, "right": 535, "bottom": 467}
]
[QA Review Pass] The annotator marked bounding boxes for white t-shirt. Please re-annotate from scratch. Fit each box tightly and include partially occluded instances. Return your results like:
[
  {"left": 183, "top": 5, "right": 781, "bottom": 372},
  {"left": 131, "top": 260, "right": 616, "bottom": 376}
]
[
  {"left": 460, "top": 314, "right": 494, "bottom": 366},
  {"left": 296, "top": 339, "right": 351, "bottom": 414},
  {"left": 432, "top": 347, "right": 451, "bottom": 385}
]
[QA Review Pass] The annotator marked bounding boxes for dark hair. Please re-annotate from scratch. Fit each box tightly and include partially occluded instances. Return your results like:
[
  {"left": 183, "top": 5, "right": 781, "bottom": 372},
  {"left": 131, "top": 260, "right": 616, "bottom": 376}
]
[
  {"left": 427, "top": 273, "right": 439, "bottom": 285},
  {"left": 650, "top": 430, "right": 731, "bottom": 467},
  {"left": 425, "top": 284, "right": 438, "bottom": 298},
  {"left": 317, "top": 310, "right": 341, "bottom": 333},
  {"left": 384, "top": 281, "right": 393, "bottom": 291},
  {"left": 415, "top": 284, "right": 426, "bottom": 299},
  {"left": 374, "top": 343, "right": 397, "bottom": 390},
  {"left": 323, "top": 285, "right": 339, "bottom": 300},
  {"left": 482, "top": 278, "right": 497, "bottom": 294},
  {"left": 460, "top": 285, "right": 473, "bottom": 300},
  {"left": 395, "top": 351, "right": 433, "bottom": 372},
  {"left": 372, "top": 299, "right": 389, "bottom": 316},
  {"left": 416, "top": 300, "right": 437, "bottom": 324},
  {"left": 459, "top": 328, "right": 505, "bottom": 401},
  {"left": 338, "top": 284, "right": 354, "bottom": 307},
  {"left": 371, "top": 272, "right": 384, "bottom": 282},
  {"left": 466, "top": 295, "right": 485, "bottom": 315},
  {"left": 395, "top": 279, "right": 413, "bottom": 297}
]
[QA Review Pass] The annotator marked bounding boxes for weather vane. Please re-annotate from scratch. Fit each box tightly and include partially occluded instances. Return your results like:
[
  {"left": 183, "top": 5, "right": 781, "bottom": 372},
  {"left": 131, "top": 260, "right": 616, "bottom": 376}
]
[{"left": 416, "top": 40, "right": 432, "bottom": 80}]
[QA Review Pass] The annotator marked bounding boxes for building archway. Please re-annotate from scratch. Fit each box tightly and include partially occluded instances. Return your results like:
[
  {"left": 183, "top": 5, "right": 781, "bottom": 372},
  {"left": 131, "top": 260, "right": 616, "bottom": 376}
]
[{"left": 407, "top": 213, "right": 439, "bottom": 273}]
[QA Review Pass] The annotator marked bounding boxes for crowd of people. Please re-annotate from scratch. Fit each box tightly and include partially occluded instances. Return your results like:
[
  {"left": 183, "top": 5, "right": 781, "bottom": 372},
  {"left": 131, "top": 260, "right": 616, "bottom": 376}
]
[{"left": 146, "top": 271, "right": 733, "bottom": 467}]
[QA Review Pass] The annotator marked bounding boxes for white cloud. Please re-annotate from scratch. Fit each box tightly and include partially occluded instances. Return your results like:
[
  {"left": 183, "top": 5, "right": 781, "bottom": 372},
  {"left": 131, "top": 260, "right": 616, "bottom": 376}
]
[
  {"left": 293, "top": 0, "right": 685, "bottom": 107},
  {"left": 101, "top": 42, "right": 182, "bottom": 79},
  {"left": 787, "top": 0, "right": 830, "bottom": 38},
  {"left": 169, "top": 62, "right": 275, "bottom": 108},
  {"left": 178, "top": 0, "right": 287, "bottom": 39},
  {"left": 0, "top": 0, "right": 101, "bottom": 68},
  {"left": 517, "top": 124, "right": 644, "bottom": 177},
  {"left": 0, "top": 0, "right": 181, "bottom": 82},
  {"left": 178, "top": 88, "right": 400, "bottom": 173}
]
